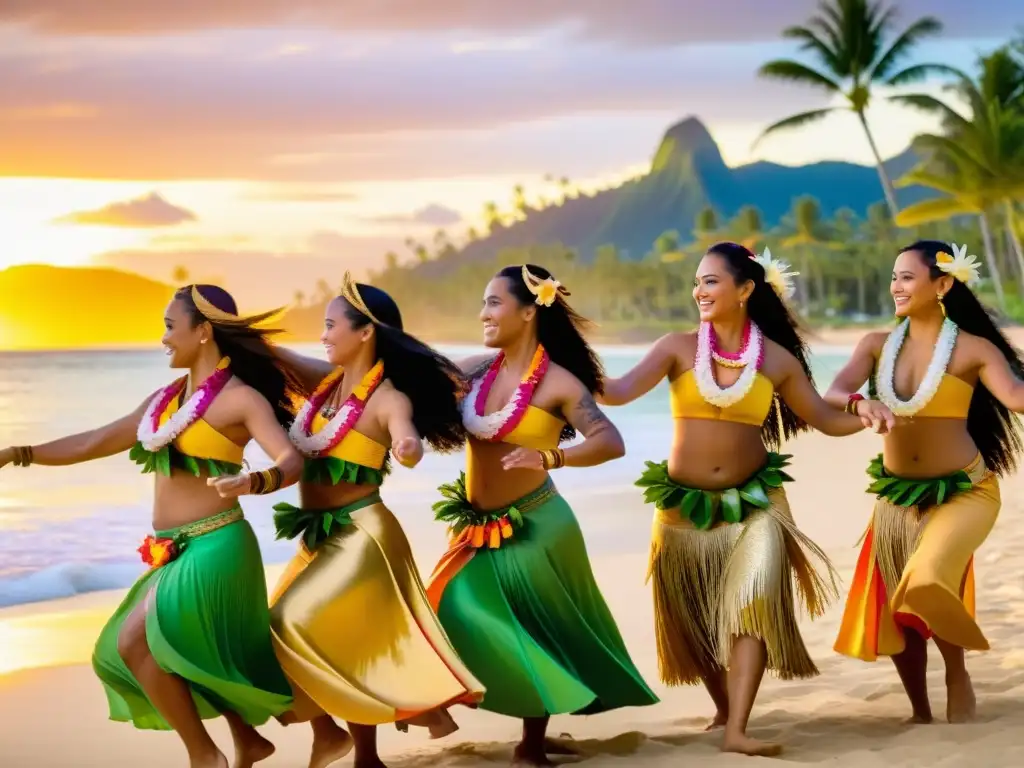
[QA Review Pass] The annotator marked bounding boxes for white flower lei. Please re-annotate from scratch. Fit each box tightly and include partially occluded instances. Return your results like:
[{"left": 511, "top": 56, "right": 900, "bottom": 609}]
[
  {"left": 875, "top": 318, "right": 959, "bottom": 417},
  {"left": 289, "top": 398, "right": 360, "bottom": 456},
  {"left": 137, "top": 383, "right": 212, "bottom": 452},
  {"left": 460, "top": 375, "right": 517, "bottom": 440},
  {"left": 693, "top": 321, "right": 765, "bottom": 408}
]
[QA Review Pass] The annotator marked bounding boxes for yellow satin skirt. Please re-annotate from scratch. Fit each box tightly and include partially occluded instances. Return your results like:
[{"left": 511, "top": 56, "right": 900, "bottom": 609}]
[
  {"left": 269, "top": 498, "right": 485, "bottom": 725},
  {"left": 835, "top": 458, "right": 999, "bottom": 661}
]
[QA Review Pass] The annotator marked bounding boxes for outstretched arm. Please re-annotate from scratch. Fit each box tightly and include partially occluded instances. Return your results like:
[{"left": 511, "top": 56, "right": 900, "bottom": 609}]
[
  {"left": 777, "top": 359, "right": 870, "bottom": 436},
  {"left": 0, "top": 392, "right": 153, "bottom": 469},
  {"left": 599, "top": 334, "right": 678, "bottom": 406},
  {"left": 977, "top": 338, "right": 1024, "bottom": 412},
  {"left": 381, "top": 390, "right": 424, "bottom": 468},
  {"left": 821, "top": 332, "right": 894, "bottom": 431}
]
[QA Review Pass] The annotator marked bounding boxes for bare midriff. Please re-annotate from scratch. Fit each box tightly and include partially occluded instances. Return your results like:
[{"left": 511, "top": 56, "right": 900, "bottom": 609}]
[
  {"left": 882, "top": 418, "right": 979, "bottom": 478},
  {"left": 153, "top": 472, "right": 244, "bottom": 531},
  {"left": 465, "top": 438, "right": 550, "bottom": 510},
  {"left": 667, "top": 418, "right": 769, "bottom": 491}
]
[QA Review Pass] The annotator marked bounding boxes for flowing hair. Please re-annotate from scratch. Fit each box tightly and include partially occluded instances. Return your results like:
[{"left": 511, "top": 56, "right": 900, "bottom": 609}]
[
  {"left": 492, "top": 264, "right": 605, "bottom": 442},
  {"left": 707, "top": 242, "right": 812, "bottom": 449},
  {"left": 175, "top": 285, "right": 305, "bottom": 426},
  {"left": 340, "top": 284, "right": 466, "bottom": 452},
  {"left": 897, "top": 240, "right": 1024, "bottom": 475}
]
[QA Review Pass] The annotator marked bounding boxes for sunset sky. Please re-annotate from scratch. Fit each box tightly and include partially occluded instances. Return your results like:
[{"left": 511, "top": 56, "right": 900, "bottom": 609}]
[{"left": 1, "top": 0, "right": 1019, "bottom": 304}]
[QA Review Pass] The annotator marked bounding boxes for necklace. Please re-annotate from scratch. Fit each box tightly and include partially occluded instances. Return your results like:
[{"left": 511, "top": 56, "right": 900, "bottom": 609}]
[
  {"left": 137, "top": 358, "right": 232, "bottom": 451},
  {"left": 875, "top": 318, "right": 958, "bottom": 417},
  {"left": 710, "top": 322, "right": 752, "bottom": 369},
  {"left": 289, "top": 362, "right": 385, "bottom": 456},
  {"left": 461, "top": 345, "right": 549, "bottom": 441},
  {"left": 693, "top": 321, "right": 765, "bottom": 408}
]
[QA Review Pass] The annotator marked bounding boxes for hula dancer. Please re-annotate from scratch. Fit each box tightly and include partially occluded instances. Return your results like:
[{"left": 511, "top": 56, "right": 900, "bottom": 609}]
[
  {"left": 425, "top": 264, "right": 659, "bottom": 767},
  {"left": 827, "top": 241, "right": 1024, "bottom": 723},
  {"left": 1, "top": 285, "right": 307, "bottom": 768},
  {"left": 232, "top": 274, "right": 485, "bottom": 768},
  {"left": 600, "top": 242, "right": 874, "bottom": 756}
]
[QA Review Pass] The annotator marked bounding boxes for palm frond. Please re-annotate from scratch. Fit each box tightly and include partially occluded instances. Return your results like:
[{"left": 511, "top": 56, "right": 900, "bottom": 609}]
[
  {"left": 885, "top": 62, "right": 967, "bottom": 87},
  {"left": 781, "top": 26, "right": 841, "bottom": 72},
  {"left": 895, "top": 197, "right": 980, "bottom": 226},
  {"left": 887, "top": 93, "right": 968, "bottom": 129},
  {"left": 869, "top": 17, "right": 943, "bottom": 81},
  {"left": 753, "top": 108, "right": 839, "bottom": 146},
  {"left": 758, "top": 60, "right": 843, "bottom": 93}
]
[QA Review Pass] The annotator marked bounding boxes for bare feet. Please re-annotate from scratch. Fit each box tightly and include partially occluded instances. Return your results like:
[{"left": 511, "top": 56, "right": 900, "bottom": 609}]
[
  {"left": 353, "top": 759, "right": 388, "bottom": 768},
  {"left": 191, "top": 752, "right": 229, "bottom": 768},
  {"left": 309, "top": 726, "right": 354, "bottom": 768},
  {"left": 513, "top": 743, "right": 555, "bottom": 766},
  {"left": 721, "top": 733, "right": 783, "bottom": 757},
  {"left": 903, "top": 712, "right": 933, "bottom": 725},
  {"left": 946, "top": 671, "right": 977, "bottom": 723},
  {"left": 705, "top": 710, "right": 729, "bottom": 731},
  {"left": 231, "top": 728, "right": 275, "bottom": 768}
]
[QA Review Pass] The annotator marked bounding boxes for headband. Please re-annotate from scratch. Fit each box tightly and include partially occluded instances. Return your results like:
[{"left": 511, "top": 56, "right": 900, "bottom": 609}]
[
  {"left": 190, "top": 286, "right": 284, "bottom": 327},
  {"left": 340, "top": 271, "right": 384, "bottom": 325}
]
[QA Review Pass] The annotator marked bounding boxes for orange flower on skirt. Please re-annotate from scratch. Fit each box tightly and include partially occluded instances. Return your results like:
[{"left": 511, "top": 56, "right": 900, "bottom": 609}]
[{"left": 138, "top": 535, "right": 179, "bottom": 569}]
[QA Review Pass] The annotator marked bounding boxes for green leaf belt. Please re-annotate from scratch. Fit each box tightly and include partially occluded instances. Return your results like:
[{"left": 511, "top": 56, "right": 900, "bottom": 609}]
[
  {"left": 432, "top": 473, "right": 556, "bottom": 533},
  {"left": 273, "top": 492, "right": 382, "bottom": 552},
  {"left": 130, "top": 442, "right": 242, "bottom": 477},
  {"left": 865, "top": 454, "right": 978, "bottom": 509},
  {"left": 636, "top": 453, "right": 794, "bottom": 531},
  {"left": 302, "top": 456, "right": 387, "bottom": 487}
]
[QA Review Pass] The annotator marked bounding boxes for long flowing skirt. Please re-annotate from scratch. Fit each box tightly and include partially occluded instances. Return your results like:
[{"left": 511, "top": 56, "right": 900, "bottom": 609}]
[
  {"left": 269, "top": 494, "right": 485, "bottom": 725},
  {"left": 425, "top": 478, "right": 659, "bottom": 718},
  {"left": 835, "top": 455, "right": 999, "bottom": 660},
  {"left": 92, "top": 508, "right": 293, "bottom": 730}
]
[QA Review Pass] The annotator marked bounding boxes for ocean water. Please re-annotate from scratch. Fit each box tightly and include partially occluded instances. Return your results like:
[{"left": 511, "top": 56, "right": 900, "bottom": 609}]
[{"left": 0, "top": 344, "right": 850, "bottom": 608}]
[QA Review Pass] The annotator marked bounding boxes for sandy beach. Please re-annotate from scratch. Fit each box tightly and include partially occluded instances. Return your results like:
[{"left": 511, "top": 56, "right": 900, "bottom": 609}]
[{"left": 3, "top": 425, "right": 1024, "bottom": 767}]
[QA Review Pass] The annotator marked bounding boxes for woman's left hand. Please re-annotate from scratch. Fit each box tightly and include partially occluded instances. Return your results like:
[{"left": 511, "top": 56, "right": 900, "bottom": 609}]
[
  {"left": 207, "top": 474, "right": 252, "bottom": 498},
  {"left": 501, "top": 447, "right": 544, "bottom": 471}
]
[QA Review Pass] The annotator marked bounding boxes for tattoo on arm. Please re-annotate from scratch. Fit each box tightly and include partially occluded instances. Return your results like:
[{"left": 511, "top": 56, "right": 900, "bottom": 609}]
[{"left": 571, "top": 392, "right": 612, "bottom": 436}]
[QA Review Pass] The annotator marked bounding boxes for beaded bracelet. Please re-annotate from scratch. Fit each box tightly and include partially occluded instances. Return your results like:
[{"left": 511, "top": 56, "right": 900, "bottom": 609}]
[
  {"left": 539, "top": 448, "right": 565, "bottom": 470},
  {"left": 12, "top": 446, "right": 33, "bottom": 467},
  {"left": 846, "top": 393, "right": 865, "bottom": 414},
  {"left": 248, "top": 466, "right": 283, "bottom": 495}
]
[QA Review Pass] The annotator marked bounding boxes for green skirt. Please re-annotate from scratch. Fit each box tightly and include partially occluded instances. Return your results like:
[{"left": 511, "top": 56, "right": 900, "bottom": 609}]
[
  {"left": 425, "top": 476, "right": 659, "bottom": 718},
  {"left": 91, "top": 507, "right": 293, "bottom": 730}
]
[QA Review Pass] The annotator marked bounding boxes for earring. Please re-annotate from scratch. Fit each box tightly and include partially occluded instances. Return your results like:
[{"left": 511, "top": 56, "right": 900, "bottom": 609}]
[
  {"left": 739, "top": 300, "right": 745, "bottom": 308},
  {"left": 200, "top": 339, "right": 208, "bottom": 344},
  {"left": 937, "top": 294, "right": 946, "bottom": 317}
]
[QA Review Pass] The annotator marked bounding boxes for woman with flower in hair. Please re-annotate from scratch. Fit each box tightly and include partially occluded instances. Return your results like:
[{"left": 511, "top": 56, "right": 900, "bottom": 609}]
[
  {"left": 0, "top": 285, "right": 306, "bottom": 768},
  {"left": 599, "top": 242, "right": 879, "bottom": 756},
  {"left": 424, "top": 264, "right": 658, "bottom": 767},
  {"left": 828, "top": 241, "right": 1024, "bottom": 724},
  {"left": 223, "top": 274, "right": 485, "bottom": 768}
]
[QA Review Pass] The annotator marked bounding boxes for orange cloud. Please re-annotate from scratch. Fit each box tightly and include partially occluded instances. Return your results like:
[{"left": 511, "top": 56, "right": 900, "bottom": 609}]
[
  {"left": 53, "top": 192, "right": 197, "bottom": 228},
  {"left": 1, "top": 102, "right": 98, "bottom": 120}
]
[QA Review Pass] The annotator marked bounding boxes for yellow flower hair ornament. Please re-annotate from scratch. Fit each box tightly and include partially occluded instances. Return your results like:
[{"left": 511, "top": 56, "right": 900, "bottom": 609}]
[
  {"left": 935, "top": 244, "right": 982, "bottom": 285},
  {"left": 751, "top": 246, "right": 799, "bottom": 300},
  {"left": 521, "top": 265, "right": 570, "bottom": 307}
]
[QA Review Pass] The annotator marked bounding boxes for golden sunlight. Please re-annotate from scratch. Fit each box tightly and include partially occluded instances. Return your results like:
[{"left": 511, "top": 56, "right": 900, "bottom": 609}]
[{"left": 0, "top": 611, "right": 108, "bottom": 675}]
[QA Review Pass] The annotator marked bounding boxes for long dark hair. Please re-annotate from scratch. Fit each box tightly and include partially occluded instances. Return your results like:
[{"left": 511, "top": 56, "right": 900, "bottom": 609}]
[
  {"left": 175, "top": 285, "right": 303, "bottom": 426},
  {"left": 496, "top": 264, "right": 605, "bottom": 442},
  {"left": 341, "top": 284, "right": 466, "bottom": 452},
  {"left": 707, "top": 242, "right": 812, "bottom": 449},
  {"left": 899, "top": 240, "right": 1024, "bottom": 475}
]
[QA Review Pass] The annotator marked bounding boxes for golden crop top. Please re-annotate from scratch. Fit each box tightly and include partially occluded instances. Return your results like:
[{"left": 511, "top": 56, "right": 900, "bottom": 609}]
[
  {"left": 160, "top": 392, "right": 244, "bottom": 465},
  {"left": 307, "top": 411, "right": 389, "bottom": 470},
  {"left": 499, "top": 406, "right": 564, "bottom": 450},
  {"left": 669, "top": 369, "right": 774, "bottom": 427},
  {"left": 902, "top": 374, "right": 972, "bottom": 419}
]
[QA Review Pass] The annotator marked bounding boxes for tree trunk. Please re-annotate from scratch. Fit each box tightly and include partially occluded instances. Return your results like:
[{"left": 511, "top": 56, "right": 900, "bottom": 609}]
[
  {"left": 857, "top": 261, "right": 867, "bottom": 315},
  {"left": 979, "top": 212, "right": 1006, "bottom": 311},
  {"left": 1005, "top": 199, "right": 1024, "bottom": 288},
  {"left": 856, "top": 110, "right": 900, "bottom": 219}
]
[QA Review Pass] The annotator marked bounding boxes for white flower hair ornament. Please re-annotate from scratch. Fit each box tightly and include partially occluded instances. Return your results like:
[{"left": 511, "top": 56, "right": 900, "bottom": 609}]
[
  {"left": 751, "top": 247, "right": 799, "bottom": 300},
  {"left": 935, "top": 244, "right": 983, "bottom": 285},
  {"left": 521, "top": 264, "right": 570, "bottom": 307}
]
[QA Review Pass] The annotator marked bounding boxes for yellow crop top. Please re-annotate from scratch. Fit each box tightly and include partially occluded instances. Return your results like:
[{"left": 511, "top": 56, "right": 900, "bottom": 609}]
[
  {"left": 499, "top": 406, "right": 564, "bottom": 450},
  {"left": 669, "top": 369, "right": 774, "bottom": 427},
  {"left": 307, "top": 411, "right": 389, "bottom": 470},
  {"left": 905, "top": 374, "right": 972, "bottom": 419},
  {"left": 160, "top": 392, "right": 244, "bottom": 465}
]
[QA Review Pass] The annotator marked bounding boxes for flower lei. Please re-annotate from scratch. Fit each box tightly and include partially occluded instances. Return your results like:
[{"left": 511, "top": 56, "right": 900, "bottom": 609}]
[
  {"left": 710, "top": 322, "right": 751, "bottom": 369},
  {"left": 461, "top": 345, "right": 550, "bottom": 441},
  {"left": 289, "top": 361, "right": 385, "bottom": 456},
  {"left": 137, "top": 358, "right": 233, "bottom": 452},
  {"left": 875, "top": 318, "right": 959, "bottom": 417},
  {"left": 693, "top": 321, "right": 765, "bottom": 408}
]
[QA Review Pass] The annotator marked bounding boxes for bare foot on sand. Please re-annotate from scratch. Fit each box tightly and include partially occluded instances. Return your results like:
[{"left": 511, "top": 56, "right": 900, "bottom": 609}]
[
  {"left": 309, "top": 726, "right": 354, "bottom": 768},
  {"left": 353, "top": 759, "right": 388, "bottom": 768},
  {"left": 947, "top": 672, "right": 977, "bottom": 723},
  {"left": 903, "top": 712, "right": 933, "bottom": 725},
  {"left": 513, "top": 743, "right": 556, "bottom": 766},
  {"left": 706, "top": 710, "right": 729, "bottom": 731},
  {"left": 544, "top": 736, "right": 580, "bottom": 755},
  {"left": 722, "top": 733, "right": 783, "bottom": 757},
  {"left": 192, "top": 752, "right": 229, "bottom": 768},
  {"left": 231, "top": 728, "right": 275, "bottom": 768}
]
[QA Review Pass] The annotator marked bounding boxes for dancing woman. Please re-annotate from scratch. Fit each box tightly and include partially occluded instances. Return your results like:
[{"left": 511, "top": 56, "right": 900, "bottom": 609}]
[
  {"left": 424, "top": 264, "right": 659, "bottom": 767},
  {"left": 241, "top": 274, "right": 485, "bottom": 768},
  {"left": 828, "top": 241, "right": 1024, "bottom": 723},
  {"left": 599, "top": 242, "right": 874, "bottom": 756},
  {"left": 0, "top": 285, "right": 306, "bottom": 768}
]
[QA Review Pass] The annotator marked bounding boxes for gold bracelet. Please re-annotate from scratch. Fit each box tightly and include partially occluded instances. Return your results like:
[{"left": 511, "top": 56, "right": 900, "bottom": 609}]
[
  {"left": 12, "top": 446, "right": 33, "bottom": 467},
  {"left": 248, "top": 467, "right": 283, "bottom": 495},
  {"left": 540, "top": 448, "right": 565, "bottom": 471}
]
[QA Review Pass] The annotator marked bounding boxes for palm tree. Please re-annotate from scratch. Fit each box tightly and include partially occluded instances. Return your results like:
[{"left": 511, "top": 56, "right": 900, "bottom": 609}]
[
  {"left": 756, "top": 0, "right": 952, "bottom": 218},
  {"left": 781, "top": 196, "right": 828, "bottom": 306}
]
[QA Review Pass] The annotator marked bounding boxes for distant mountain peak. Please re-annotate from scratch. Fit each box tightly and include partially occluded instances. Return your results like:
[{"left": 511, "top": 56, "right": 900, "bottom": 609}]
[{"left": 651, "top": 116, "right": 723, "bottom": 173}]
